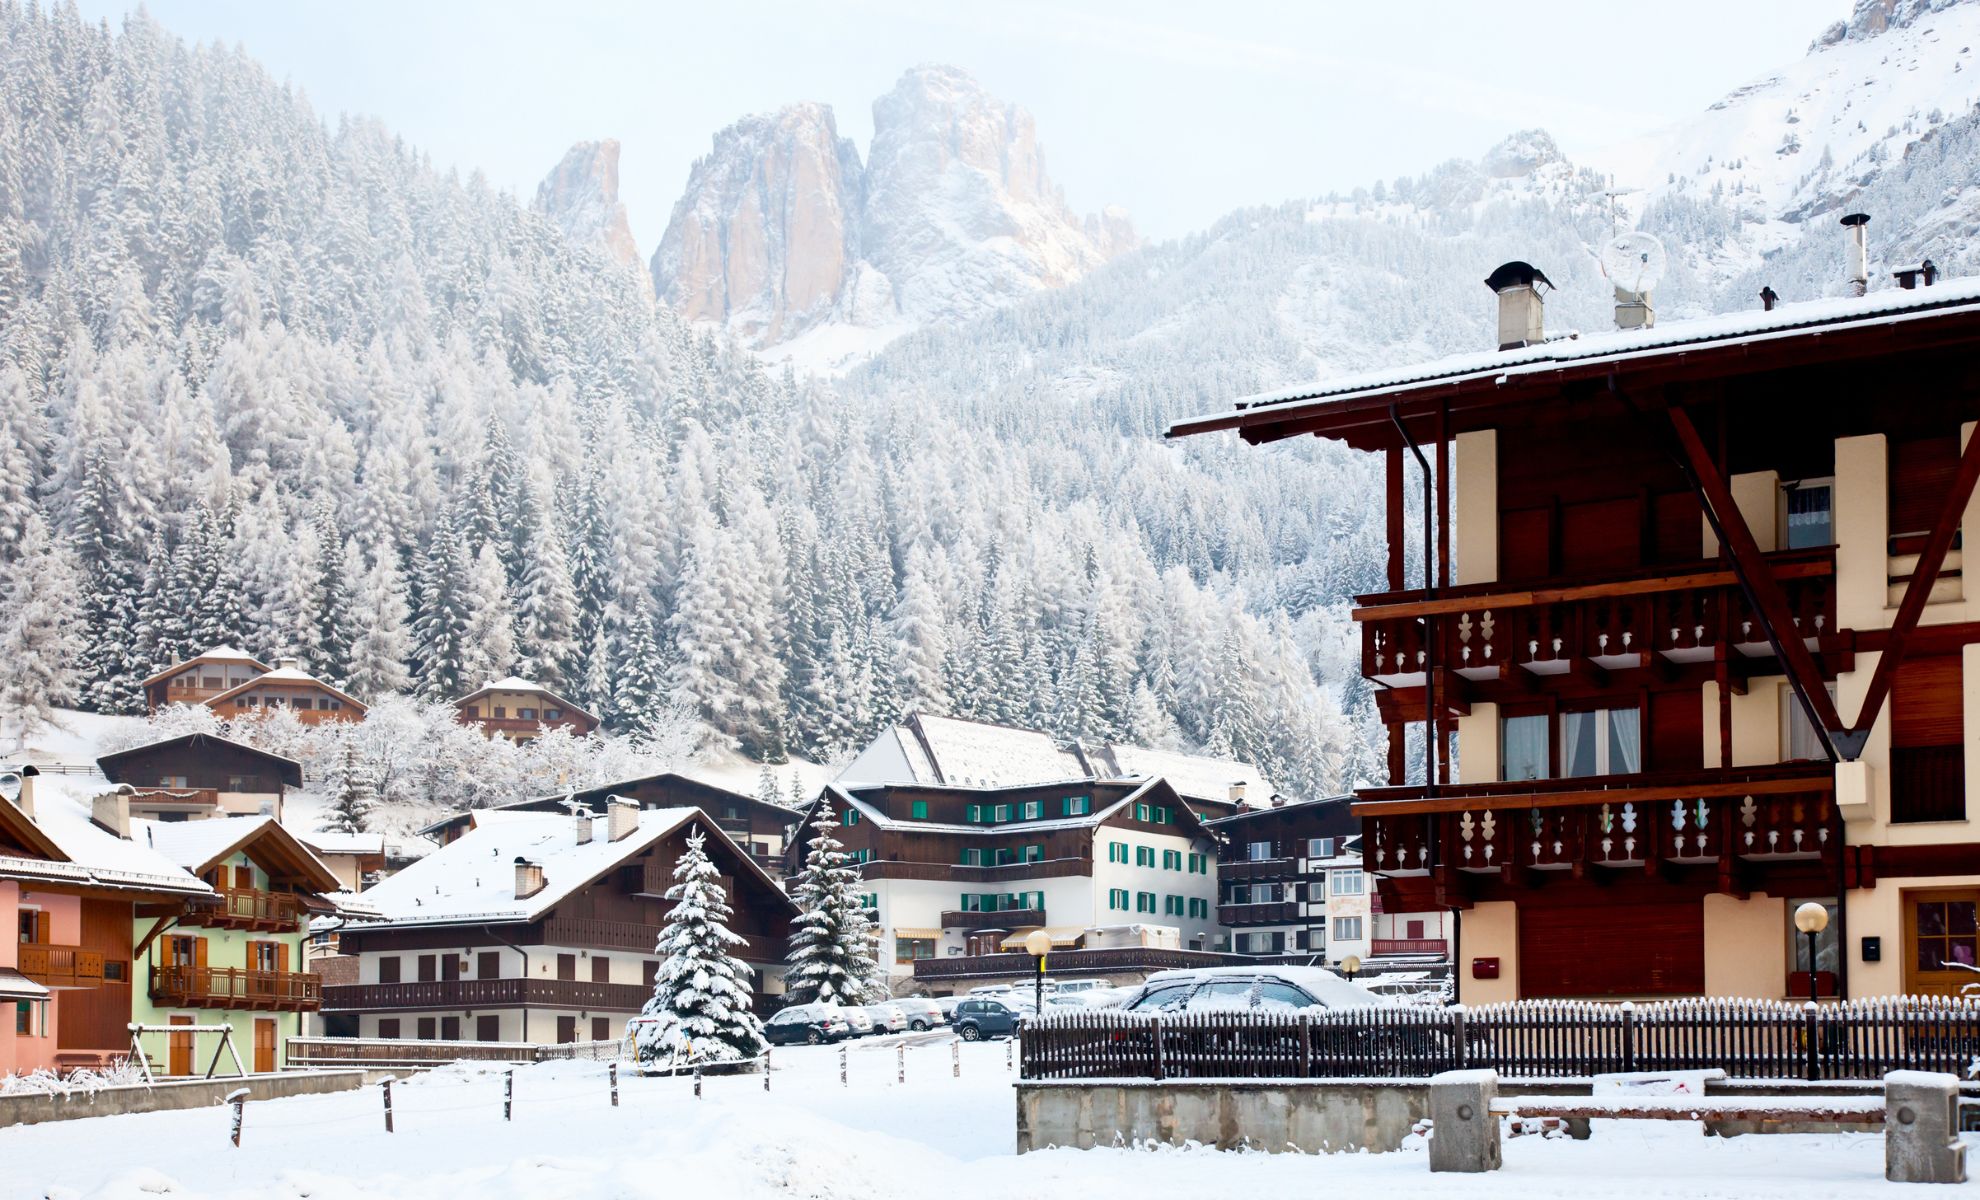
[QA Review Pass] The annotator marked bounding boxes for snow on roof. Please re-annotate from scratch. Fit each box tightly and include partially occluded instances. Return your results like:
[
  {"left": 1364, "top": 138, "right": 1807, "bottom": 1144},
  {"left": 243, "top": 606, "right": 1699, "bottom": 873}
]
[
  {"left": 134, "top": 816, "right": 276, "bottom": 871},
  {"left": 912, "top": 714, "right": 1089, "bottom": 787},
  {"left": 12, "top": 783, "right": 212, "bottom": 897},
  {"left": 138, "top": 646, "right": 273, "bottom": 686},
  {"left": 1173, "top": 278, "right": 1980, "bottom": 434},
  {"left": 204, "top": 669, "right": 367, "bottom": 711},
  {"left": 298, "top": 830, "right": 387, "bottom": 856},
  {"left": 454, "top": 677, "right": 596, "bottom": 722},
  {"left": 827, "top": 777, "right": 1210, "bottom": 840},
  {"left": 355, "top": 807, "right": 699, "bottom": 927},
  {"left": 1094, "top": 743, "right": 1271, "bottom": 805}
]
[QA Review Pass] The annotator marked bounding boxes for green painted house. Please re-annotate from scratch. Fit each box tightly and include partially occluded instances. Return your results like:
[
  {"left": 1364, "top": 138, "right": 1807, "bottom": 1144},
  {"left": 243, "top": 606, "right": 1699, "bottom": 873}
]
[{"left": 130, "top": 817, "right": 341, "bottom": 1074}]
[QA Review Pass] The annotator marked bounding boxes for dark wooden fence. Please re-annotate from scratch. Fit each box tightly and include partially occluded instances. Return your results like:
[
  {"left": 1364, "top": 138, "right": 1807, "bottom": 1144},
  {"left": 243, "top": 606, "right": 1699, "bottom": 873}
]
[{"left": 1019, "top": 996, "right": 1980, "bottom": 1082}]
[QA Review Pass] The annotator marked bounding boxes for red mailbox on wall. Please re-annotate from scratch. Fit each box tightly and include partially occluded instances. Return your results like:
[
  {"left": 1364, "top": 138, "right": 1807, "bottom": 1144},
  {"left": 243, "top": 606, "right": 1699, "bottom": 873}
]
[{"left": 1472, "top": 957, "right": 1500, "bottom": 980}]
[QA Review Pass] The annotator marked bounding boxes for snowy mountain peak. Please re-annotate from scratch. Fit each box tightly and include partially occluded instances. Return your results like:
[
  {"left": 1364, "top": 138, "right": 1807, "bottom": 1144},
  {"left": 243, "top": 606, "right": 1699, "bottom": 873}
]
[
  {"left": 533, "top": 139, "right": 648, "bottom": 293},
  {"left": 649, "top": 65, "right": 1134, "bottom": 371},
  {"left": 1481, "top": 129, "right": 1564, "bottom": 179},
  {"left": 1813, "top": 0, "right": 1973, "bottom": 50}
]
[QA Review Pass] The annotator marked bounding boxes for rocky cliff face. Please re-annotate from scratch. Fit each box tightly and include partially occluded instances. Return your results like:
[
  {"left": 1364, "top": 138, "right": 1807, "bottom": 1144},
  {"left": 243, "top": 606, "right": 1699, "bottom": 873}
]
[
  {"left": 650, "top": 66, "right": 1135, "bottom": 367},
  {"left": 533, "top": 139, "right": 648, "bottom": 294},
  {"left": 1813, "top": 0, "right": 1969, "bottom": 47}
]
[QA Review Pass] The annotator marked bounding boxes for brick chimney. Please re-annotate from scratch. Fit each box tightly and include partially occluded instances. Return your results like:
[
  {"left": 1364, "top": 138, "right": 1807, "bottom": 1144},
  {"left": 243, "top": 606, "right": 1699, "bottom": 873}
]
[
  {"left": 1228, "top": 781, "right": 1247, "bottom": 806},
  {"left": 92, "top": 784, "right": 133, "bottom": 839},
  {"left": 574, "top": 808, "right": 592, "bottom": 845},
  {"left": 13, "top": 764, "right": 37, "bottom": 820},
  {"left": 607, "top": 796, "right": 639, "bottom": 842},
  {"left": 513, "top": 857, "right": 545, "bottom": 899},
  {"left": 276, "top": 655, "right": 302, "bottom": 671}
]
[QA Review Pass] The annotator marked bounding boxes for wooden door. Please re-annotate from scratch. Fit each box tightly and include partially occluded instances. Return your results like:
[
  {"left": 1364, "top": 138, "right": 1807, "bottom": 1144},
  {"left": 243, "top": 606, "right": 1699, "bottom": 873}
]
[
  {"left": 233, "top": 865, "right": 253, "bottom": 890},
  {"left": 168, "top": 1014, "right": 193, "bottom": 1077},
  {"left": 476, "top": 1015, "right": 500, "bottom": 1042},
  {"left": 556, "top": 1015, "right": 577, "bottom": 1043},
  {"left": 254, "top": 1018, "right": 276, "bottom": 1073},
  {"left": 1902, "top": 888, "right": 1980, "bottom": 996},
  {"left": 477, "top": 951, "right": 501, "bottom": 979}
]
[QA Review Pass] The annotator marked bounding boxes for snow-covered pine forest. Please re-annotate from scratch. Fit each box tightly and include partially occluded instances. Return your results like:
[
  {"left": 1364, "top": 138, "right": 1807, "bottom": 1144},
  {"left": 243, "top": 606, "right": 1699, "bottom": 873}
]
[{"left": 0, "top": 4, "right": 1376, "bottom": 800}]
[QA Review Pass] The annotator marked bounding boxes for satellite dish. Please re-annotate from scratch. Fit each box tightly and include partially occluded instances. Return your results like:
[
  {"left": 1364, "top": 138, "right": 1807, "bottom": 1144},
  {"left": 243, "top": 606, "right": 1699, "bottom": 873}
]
[
  {"left": 1600, "top": 231, "right": 1668, "bottom": 296},
  {"left": 0, "top": 773, "right": 20, "bottom": 804}
]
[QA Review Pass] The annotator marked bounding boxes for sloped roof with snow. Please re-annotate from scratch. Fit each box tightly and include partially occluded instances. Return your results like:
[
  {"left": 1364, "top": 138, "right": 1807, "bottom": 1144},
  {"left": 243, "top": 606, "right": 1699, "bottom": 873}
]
[
  {"left": 98, "top": 732, "right": 304, "bottom": 787},
  {"left": 139, "top": 646, "right": 273, "bottom": 687},
  {"left": 1090, "top": 744, "right": 1271, "bottom": 806},
  {"left": 1170, "top": 278, "right": 1980, "bottom": 443},
  {"left": 204, "top": 669, "right": 368, "bottom": 712},
  {"left": 839, "top": 714, "right": 1087, "bottom": 788},
  {"left": 453, "top": 677, "right": 596, "bottom": 723},
  {"left": 2, "top": 786, "right": 212, "bottom": 898},
  {"left": 134, "top": 814, "right": 341, "bottom": 892}
]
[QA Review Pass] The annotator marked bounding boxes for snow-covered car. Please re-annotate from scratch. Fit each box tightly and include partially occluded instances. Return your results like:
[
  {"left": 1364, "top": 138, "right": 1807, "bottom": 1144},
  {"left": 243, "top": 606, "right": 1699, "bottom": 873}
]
[
  {"left": 762, "top": 1003, "right": 853, "bottom": 1045},
  {"left": 861, "top": 1002, "right": 910, "bottom": 1034},
  {"left": 840, "top": 1005, "right": 877, "bottom": 1036},
  {"left": 890, "top": 997, "right": 945, "bottom": 1031},
  {"left": 1120, "top": 966, "right": 1395, "bottom": 1014},
  {"left": 1047, "top": 979, "right": 1109, "bottom": 997},
  {"left": 951, "top": 997, "right": 1023, "bottom": 1040},
  {"left": 933, "top": 995, "right": 968, "bottom": 1020}
]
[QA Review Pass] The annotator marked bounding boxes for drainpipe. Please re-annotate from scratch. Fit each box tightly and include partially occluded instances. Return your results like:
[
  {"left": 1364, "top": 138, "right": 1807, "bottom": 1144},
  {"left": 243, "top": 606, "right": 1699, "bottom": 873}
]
[
  {"left": 1388, "top": 405, "right": 1437, "bottom": 797},
  {"left": 483, "top": 925, "right": 530, "bottom": 1044}
]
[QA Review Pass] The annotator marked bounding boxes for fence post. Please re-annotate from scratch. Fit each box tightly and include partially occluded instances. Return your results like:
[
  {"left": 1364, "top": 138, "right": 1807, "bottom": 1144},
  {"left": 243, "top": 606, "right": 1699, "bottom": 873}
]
[
  {"left": 1298, "top": 1013, "right": 1312, "bottom": 1077},
  {"left": 609, "top": 1061, "right": 619, "bottom": 1108},
  {"left": 764, "top": 1048, "right": 772, "bottom": 1091},
  {"left": 504, "top": 1068, "right": 514, "bottom": 1121},
  {"left": 694, "top": 1067, "right": 703, "bottom": 1099},
  {"left": 952, "top": 1038, "right": 960, "bottom": 1078},
  {"left": 1005, "top": 1036, "right": 1012, "bottom": 1073},
  {"left": 226, "top": 1087, "right": 248, "bottom": 1148},
  {"left": 1804, "top": 1002, "right": 1820, "bottom": 1082},
  {"left": 1151, "top": 1016, "right": 1165, "bottom": 1082},
  {"left": 1621, "top": 1002, "right": 1635, "bottom": 1074},
  {"left": 1451, "top": 1006, "right": 1467, "bottom": 1072},
  {"left": 840, "top": 1045, "right": 848, "bottom": 1086},
  {"left": 380, "top": 1077, "right": 395, "bottom": 1134}
]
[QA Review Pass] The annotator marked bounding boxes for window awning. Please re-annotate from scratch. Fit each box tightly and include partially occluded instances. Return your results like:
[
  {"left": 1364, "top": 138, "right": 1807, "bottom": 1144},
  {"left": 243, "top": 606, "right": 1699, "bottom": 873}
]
[
  {"left": 998, "top": 927, "right": 1084, "bottom": 950},
  {"left": 0, "top": 967, "right": 50, "bottom": 1001},
  {"left": 891, "top": 928, "right": 943, "bottom": 940}
]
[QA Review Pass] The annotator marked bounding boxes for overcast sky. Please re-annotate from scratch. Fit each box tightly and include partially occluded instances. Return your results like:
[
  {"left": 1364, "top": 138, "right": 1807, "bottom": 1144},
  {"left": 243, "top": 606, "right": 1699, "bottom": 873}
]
[{"left": 79, "top": 0, "right": 1829, "bottom": 243}]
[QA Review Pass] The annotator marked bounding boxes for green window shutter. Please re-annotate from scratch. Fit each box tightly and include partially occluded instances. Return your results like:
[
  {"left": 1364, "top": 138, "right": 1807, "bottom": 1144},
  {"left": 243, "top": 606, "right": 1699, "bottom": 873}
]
[{"left": 911, "top": 800, "right": 928, "bottom": 820}]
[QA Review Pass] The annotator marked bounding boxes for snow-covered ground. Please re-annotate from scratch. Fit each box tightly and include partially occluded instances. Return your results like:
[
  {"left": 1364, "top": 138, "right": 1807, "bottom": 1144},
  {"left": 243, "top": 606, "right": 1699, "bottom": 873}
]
[{"left": 0, "top": 1037, "right": 1918, "bottom": 1199}]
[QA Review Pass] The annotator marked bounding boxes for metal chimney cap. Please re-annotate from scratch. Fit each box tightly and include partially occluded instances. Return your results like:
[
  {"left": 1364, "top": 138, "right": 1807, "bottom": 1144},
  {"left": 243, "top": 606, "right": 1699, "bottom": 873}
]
[
  {"left": 1839, "top": 212, "right": 1870, "bottom": 227},
  {"left": 1484, "top": 261, "right": 1554, "bottom": 293}
]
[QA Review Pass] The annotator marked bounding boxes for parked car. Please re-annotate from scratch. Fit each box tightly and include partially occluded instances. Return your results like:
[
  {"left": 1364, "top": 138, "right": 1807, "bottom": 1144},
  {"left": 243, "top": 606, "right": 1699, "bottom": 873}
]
[
  {"left": 933, "top": 995, "right": 968, "bottom": 1020},
  {"left": 951, "top": 997, "right": 1024, "bottom": 1041},
  {"left": 861, "top": 1002, "right": 910, "bottom": 1034},
  {"left": 763, "top": 1003, "right": 853, "bottom": 1045},
  {"left": 1121, "top": 966, "right": 1394, "bottom": 1014},
  {"left": 890, "top": 997, "right": 945, "bottom": 1031},
  {"left": 841, "top": 1005, "right": 877, "bottom": 1036},
  {"left": 1049, "top": 979, "right": 1109, "bottom": 996}
]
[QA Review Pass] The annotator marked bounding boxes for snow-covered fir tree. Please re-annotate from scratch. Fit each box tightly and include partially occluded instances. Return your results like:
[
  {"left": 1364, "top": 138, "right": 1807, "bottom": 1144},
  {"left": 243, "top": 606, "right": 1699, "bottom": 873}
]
[
  {"left": 784, "top": 801, "right": 881, "bottom": 1006},
  {"left": 322, "top": 741, "right": 376, "bottom": 835},
  {"left": 634, "top": 829, "right": 766, "bottom": 1065},
  {"left": 0, "top": 514, "right": 85, "bottom": 739}
]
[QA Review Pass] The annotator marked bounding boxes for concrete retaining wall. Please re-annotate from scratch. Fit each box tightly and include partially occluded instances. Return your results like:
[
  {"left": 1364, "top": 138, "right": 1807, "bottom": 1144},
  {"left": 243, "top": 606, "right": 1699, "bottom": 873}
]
[
  {"left": 0, "top": 1068, "right": 393, "bottom": 1128},
  {"left": 1016, "top": 1079, "right": 1431, "bottom": 1154}
]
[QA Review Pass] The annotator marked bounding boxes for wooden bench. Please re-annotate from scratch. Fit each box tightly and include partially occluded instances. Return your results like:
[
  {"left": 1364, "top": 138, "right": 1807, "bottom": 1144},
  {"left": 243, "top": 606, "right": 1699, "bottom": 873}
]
[{"left": 1493, "top": 1094, "right": 1887, "bottom": 1139}]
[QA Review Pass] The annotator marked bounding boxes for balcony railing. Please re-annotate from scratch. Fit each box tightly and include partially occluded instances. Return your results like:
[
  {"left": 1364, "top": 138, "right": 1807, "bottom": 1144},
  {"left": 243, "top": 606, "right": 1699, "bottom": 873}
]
[
  {"left": 914, "top": 947, "right": 1229, "bottom": 980},
  {"left": 1370, "top": 938, "right": 1449, "bottom": 957},
  {"left": 151, "top": 965, "right": 322, "bottom": 1011},
  {"left": 1218, "top": 900, "right": 1299, "bottom": 927},
  {"left": 1218, "top": 858, "right": 1297, "bottom": 883},
  {"left": 1359, "top": 763, "right": 1838, "bottom": 880},
  {"left": 1357, "top": 548, "right": 1839, "bottom": 689},
  {"left": 321, "top": 977, "right": 651, "bottom": 1013},
  {"left": 128, "top": 788, "right": 221, "bottom": 810},
  {"left": 18, "top": 944, "right": 104, "bottom": 988},
  {"left": 937, "top": 908, "right": 1046, "bottom": 931},
  {"left": 190, "top": 887, "right": 309, "bottom": 932},
  {"left": 540, "top": 918, "right": 785, "bottom": 963},
  {"left": 861, "top": 858, "right": 1091, "bottom": 885}
]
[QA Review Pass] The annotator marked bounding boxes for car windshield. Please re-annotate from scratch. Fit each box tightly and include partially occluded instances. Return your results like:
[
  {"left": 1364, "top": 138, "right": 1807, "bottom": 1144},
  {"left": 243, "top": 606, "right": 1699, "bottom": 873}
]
[{"left": 1127, "top": 982, "right": 1193, "bottom": 1011}]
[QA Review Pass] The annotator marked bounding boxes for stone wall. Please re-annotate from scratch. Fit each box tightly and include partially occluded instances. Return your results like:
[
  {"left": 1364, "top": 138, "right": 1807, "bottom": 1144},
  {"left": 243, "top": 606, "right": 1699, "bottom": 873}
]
[{"left": 1015, "top": 1079, "right": 1430, "bottom": 1154}]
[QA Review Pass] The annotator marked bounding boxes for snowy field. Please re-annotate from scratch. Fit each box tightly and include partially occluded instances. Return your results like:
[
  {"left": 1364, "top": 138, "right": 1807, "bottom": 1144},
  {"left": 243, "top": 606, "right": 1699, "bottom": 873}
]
[{"left": 0, "top": 1035, "right": 1928, "bottom": 1200}]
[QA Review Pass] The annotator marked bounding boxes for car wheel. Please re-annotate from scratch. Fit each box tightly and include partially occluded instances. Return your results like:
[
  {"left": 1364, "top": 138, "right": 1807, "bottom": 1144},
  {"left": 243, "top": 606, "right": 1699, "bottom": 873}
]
[
  {"left": 909, "top": 1020, "right": 928, "bottom": 1032},
  {"left": 960, "top": 1023, "right": 982, "bottom": 1041},
  {"left": 805, "top": 1029, "right": 822, "bottom": 1045}
]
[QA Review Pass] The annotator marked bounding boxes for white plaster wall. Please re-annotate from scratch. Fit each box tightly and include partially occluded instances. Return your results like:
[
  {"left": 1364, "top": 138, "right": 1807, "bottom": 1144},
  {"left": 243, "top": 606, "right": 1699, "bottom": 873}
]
[{"left": 1454, "top": 430, "right": 1498, "bottom": 586}]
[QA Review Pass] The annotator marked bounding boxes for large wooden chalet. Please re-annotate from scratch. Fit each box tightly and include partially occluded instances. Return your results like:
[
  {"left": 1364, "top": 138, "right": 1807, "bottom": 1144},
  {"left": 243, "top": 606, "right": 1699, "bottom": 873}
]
[{"left": 1172, "top": 241, "right": 1980, "bottom": 1002}]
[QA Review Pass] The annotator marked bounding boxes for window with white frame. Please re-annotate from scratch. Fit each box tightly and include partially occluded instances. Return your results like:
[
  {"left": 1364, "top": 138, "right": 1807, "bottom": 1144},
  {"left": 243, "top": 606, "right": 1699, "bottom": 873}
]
[
  {"left": 1307, "top": 837, "right": 1336, "bottom": 859},
  {"left": 1329, "top": 870, "right": 1364, "bottom": 896},
  {"left": 1781, "top": 478, "right": 1834, "bottom": 550},
  {"left": 1246, "top": 840, "right": 1275, "bottom": 861},
  {"left": 1333, "top": 916, "right": 1363, "bottom": 942},
  {"left": 1560, "top": 707, "right": 1641, "bottom": 778},
  {"left": 1781, "top": 683, "right": 1839, "bottom": 762}
]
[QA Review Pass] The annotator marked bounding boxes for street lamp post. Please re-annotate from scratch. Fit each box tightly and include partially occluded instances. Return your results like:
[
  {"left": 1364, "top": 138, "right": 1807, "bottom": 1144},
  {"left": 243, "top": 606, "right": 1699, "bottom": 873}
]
[
  {"left": 1023, "top": 929, "right": 1052, "bottom": 1016},
  {"left": 1341, "top": 954, "right": 1361, "bottom": 983},
  {"left": 1794, "top": 902, "right": 1830, "bottom": 1006}
]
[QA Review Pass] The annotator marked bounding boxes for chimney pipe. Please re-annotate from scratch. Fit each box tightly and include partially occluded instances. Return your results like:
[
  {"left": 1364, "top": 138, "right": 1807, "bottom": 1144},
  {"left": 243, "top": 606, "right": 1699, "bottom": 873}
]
[
  {"left": 607, "top": 796, "right": 639, "bottom": 842},
  {"left": 513, "top": 857, "right": 545, "bottom": 899},
  {"left": 1484, "top": 262, "right": 1552, "bottom": 350},
  {"left": 16, "top": 764, "right": 37, "bottom": 820},
  {"left": 1923, "top": 258, "right": 1939, "bottom": 287},
  {"left": 574, "top": 808, "right": 592, "bottom": 845},
  {"left": 92, "top": 784, "right": 133, "bottom": 840},
  {"left": 1228, "top": 781, "right": 1247, "bottom": 806},
  {"left": 1760, "top": 286, "right": 1778, "bottom": 312},
  {"left": 1841, "top": 213, "right": 1870, "bottom": 297}
]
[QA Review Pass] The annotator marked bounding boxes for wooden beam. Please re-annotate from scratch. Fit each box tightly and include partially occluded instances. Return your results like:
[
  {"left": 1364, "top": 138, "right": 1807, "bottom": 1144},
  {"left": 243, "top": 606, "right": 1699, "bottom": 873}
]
[
  {"left": 1351, "top": 558, "right": 1832, "bottom": 621},
  {"left": 132, "top": 915, "right": 179, "bottom": 961},
  {"left": 1664, "top": 405, "right": 1852, "bottom": 756},
  {"left": 1353, "top": 773, "right": 1830, "bottom": 817},
  {"left": 1842, "top": 427, "right": 1980, "bottom": 748}
]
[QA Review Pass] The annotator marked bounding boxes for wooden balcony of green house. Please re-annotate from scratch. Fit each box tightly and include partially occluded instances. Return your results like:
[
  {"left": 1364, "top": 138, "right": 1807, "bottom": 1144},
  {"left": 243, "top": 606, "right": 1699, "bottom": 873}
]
[
  {"left": 17, "top": 944, "right": 105, "bottom": 989},
  {"left": 189, "top": 886, "right": 309, "bottom": 932},
  {"left": 1355, "top": 547, "right": 1843, "bottom": 704},
  {"left": 151, "top": 964, "right": 322, "bottom": 1011},
  {"left": 1356, "top": 762, "right": 1838, "bottom": 894}
]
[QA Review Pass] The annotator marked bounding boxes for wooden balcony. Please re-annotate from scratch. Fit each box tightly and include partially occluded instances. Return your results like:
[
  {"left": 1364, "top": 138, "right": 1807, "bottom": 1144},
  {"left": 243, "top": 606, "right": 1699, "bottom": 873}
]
[
  {"left": 321, "top": 977, "right": 651, "bottom": 1014},
  {"left": 938, "top": 908, "right": 1046, "bottom": 931},
  {"left": 1370, "top": 938, "right": 1449, "bottom": 957},
  {"left": 861, "top": 858, "right": 1091, "bottom": 885},
  {"left": 913, "top": 947, "right": 1228, "bottom": 981},
  {"left": 190, "top": 886, "right": 309, "bottom": 932},
  {"left": 151, "top": 965, "right": 322, "bottom": 1011},
  {"left": 127, "top": 787, "right": 221, "bottom": 812},
  {"left": 18, "top": 944, "right": 104, "bottom": 989},
  {"left": 539, "top": 918, "right": 785, "bottom": 964},
  {"left": 1219, "top": 858, "right": 1297, "bottom": 883},
  {"left": 1218, "top": 900, "right": 1299, "bottom": 927},
  {"left": 1357, "top": 549, "right": 1841, "bottom": 700},
  {"left": 1359, "top": 764, "right": 1838, "bottom": 897}
]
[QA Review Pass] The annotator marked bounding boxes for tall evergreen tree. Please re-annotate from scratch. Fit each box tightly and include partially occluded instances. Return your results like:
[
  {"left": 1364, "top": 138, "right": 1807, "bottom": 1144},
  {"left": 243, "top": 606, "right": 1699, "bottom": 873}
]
[
  {"left": 412, "top": 511, "right": 470, "bottom": 699},
  {"left": 321, "top": 740, "right": 375, "bottom": 835},
  {"left": 303, "top": 504, "right": 357, "bottom": 686},
  {"left": 785, "top": 801, "right": 880, "bottom": 1006},
  {"left": 0, "top": 514, "right": 85, "bottom": 738},
  {"left": 635, "top": 829, "right": 766, "bottom": 1065},
  {"left": 348, "top": 540, "right": 414, "bottom": 699}
]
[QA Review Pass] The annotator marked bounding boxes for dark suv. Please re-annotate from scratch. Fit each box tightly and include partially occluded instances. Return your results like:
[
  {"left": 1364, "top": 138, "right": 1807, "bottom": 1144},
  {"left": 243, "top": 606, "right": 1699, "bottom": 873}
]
[{"left": 951, "top": 998, "right": 1022, "bottom": 1040}]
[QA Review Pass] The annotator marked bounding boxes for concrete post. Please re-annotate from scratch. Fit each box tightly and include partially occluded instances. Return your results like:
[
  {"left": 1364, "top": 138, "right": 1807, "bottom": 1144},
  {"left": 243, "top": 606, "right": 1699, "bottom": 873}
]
[
  {"left": 1885, "top": 1071, "right": 1966, "bottom": 1184},
  {"left": 1429, "top": 1069, "right": 1501, "bottom": 1173}
]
